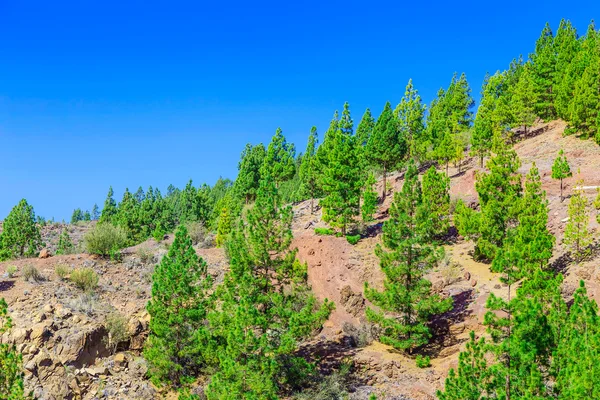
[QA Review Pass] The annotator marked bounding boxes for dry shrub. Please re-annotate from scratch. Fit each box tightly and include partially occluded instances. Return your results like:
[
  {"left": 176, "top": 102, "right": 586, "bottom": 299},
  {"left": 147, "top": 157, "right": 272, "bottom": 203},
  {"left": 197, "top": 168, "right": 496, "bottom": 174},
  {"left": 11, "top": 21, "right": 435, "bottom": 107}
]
[
  {"left": 23, "top": 265, "right": 44, "bottom": 283},
  {"left": 70, "top": 267, "right": 99, "bottom": 292}
]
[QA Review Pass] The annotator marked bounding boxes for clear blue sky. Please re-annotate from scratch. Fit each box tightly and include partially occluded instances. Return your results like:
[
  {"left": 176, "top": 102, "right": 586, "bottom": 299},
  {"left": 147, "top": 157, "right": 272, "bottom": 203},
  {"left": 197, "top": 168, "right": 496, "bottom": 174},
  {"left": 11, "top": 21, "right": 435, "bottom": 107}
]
[{"left": 0, "top": 1, "right": 597, "bottom": 220}]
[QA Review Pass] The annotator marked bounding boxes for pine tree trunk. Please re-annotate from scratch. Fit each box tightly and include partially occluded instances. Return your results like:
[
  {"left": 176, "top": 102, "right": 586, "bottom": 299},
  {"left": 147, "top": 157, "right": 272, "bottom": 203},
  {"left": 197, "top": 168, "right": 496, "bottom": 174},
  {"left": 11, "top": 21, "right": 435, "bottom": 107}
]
[
  {"left": 382, "top": 166, "right": 387, "bottom": 203},
  {"left": 560, "top": 178, "right": 563, "bottom": 202},
  {"left": 446, "top": 162, "right": 449, "bottom": 177},
  {"left": 480, "top": 155, "right": 484, "bottom": 168},
  {"left": 507, "top": 283, "right": 512, "bottom": 400}
]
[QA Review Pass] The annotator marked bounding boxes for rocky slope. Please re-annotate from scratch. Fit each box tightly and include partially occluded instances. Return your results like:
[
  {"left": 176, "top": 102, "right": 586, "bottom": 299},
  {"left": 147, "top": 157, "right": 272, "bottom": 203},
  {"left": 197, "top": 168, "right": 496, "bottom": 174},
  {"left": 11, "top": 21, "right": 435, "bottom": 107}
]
[{"left": 0, "top": 120, "right": 598, "bottom": 399}]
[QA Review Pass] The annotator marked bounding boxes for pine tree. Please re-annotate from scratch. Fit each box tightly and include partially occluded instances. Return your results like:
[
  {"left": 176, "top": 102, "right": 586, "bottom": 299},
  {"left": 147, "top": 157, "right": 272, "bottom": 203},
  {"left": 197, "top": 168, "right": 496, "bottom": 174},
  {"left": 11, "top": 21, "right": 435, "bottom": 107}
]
[
  {"left": 364, "top": 161, "right": 452, "bottom": 352},
  {"left": 0, "top": 298, "right": 25, "bottom": 398},
  {"left": 100, "top": 186, "right": 118, "bottom": 224},
  {"left": 554, "top": 281, "right": 600, "bottom": 399},
  {"left": 299, "top": 127, "right": 320, "bottom": 214},
  {"left": 473, "top": 142, "right": 522, "bottom": 261},
  {"left": 321, "top": 104, "right": 362, "bottom": 234},
  {"left": 71, "top": 208, "right": 84, "bottom": 224},
  {"left": 356, "top": 108, "right": 375, "bottom": 149},
  {"left": 419, "top": 166, "right": 450, "bottom": 241},
  {"left": 235, "top": 143, "right": 267, "bottom": 204},
  {"left": 361, "top": 172, "right": 378, "bottom": 223},
  {"left": 262, "top": 128, "right": 296, "bottom": 187},
  {"left": 511, "top": 63, "right": 537, "bottom": 134},
  {"left": 551, "top": 149, "right": 572, "bottom": 201},
  {"left": 113, "top": 188, "right": 138, "bottom": 241},
  {"left": 144, "top": 225, "right": 213, "bottom": 386},
  {"left": 554, "top": 19, "right": 580, "bottom": 119},
  {"left": 92, "top": 203, "right": 100, "bottom": 221},
  {"left": 395, "top": 79, "right": 426, "bottom": 161},
  {"left": 215, "top": 204, "right": 232, "bottom": 248},
  {"left": 568, "top": 21, "right": 600, "bottom": 140},
  {"left": 563, "top": 178, "right": 592, "bottom": 262},
  {"left": 437, "top": 331, "right": 496, "bottom": 400},
  {"left": 56, "top": 229, "right": 74, "bottom": 255},
  {"left": 471, "top": 102, "right": 494, "bottom": 168},
  {"left": 0, "top": 199, "right": 43, "bottom": 261},
  {"left": 206, "top": 175, "right": 333, "bottom": 398},
  {"left": 134, "top": 186, "right": 145, "bottom": 203},
  {"left": 530, "top": 22, "right": 556, "bottom": 120},
  {"left": 366, "top": 101, "right": 404, "bottom": 201}
]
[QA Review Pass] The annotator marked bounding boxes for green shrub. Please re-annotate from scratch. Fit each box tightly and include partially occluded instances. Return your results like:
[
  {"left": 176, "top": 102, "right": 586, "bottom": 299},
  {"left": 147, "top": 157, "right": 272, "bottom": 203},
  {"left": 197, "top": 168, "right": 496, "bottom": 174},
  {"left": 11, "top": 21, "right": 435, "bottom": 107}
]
[
  {"left": 55, "top": 264, "right": 71, "bottom": 280},
  {"left": 84, "top": 223, "right": 127, "bottom": 257},
  {"left": 314, "top": 227, "right": 334, "bottom": 236},
  {"left": 22, "top": 265, "right": 44, "bottom": 282},
  {"left": 103, "top": 311, "right": 129, "bottom": 354},
  {"left": 415, "top": 355, "right": 431, "bottom": 368},
  {"left": 70, "top": 268, "right": 99, "bottom": 292},
  {"left": 6, "top": 266, "right": 17, "bottom": 278},
  {"left": 346, "top": 234, "right": 361, "bottom": 245}
]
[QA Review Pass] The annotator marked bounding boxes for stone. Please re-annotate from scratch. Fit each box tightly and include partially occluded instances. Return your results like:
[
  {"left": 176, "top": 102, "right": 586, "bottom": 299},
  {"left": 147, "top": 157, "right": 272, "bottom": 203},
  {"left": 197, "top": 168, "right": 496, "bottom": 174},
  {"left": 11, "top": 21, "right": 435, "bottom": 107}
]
[
  {"left": 85, "top": 366, "right": 109, "bottom": 376},
  {"left": 43, "top": 304, "right": 54, "bottom": 313},
  {"left": 463, "top": 271, "right": 471, "bottom": 281},
  {"left": 30, "top": 323, "right": 50, "bottom": 342},
  {"left": 114, "top": 353, "right": 127, "bottom": 367},
  {"left": 470, "top": 279, "right": 477, "bottom": 287},
  {"left": 39, "top": 248, "right": 51, "bottom": 259}
]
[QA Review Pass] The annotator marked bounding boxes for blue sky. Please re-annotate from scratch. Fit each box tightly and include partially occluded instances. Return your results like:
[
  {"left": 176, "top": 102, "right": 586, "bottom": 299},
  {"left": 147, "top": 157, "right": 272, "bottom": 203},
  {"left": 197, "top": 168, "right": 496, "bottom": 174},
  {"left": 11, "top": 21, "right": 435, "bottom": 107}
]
[{"left": 0, "top": 1, "right": 597, "bottom": 220}]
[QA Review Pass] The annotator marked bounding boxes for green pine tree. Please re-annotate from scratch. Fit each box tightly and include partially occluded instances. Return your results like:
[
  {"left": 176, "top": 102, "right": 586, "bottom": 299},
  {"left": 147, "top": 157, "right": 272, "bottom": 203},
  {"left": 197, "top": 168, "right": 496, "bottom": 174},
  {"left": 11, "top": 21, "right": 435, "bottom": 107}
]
[
  {"left": 262, "top": 128, "right": 296, "bottom": 187},
  {"left": 437, "top": 331, "right": 496, "bottom": 400},
  {"left": 320, "top": 103, "right": 362, "bottom": 234},
  {"left": 551, "top": 149, "right": 572, "bottom": 201},
  {"left": 364, "top": 161, "right": 452, "bottom": 353},
  {"left": 235, "top": 143, "right": 267, "bottom": 204},
  {"left": 563, "top": 178, "right": 592, "bottom": 262},
  {"left": 92, "top": 203, "right": 100, "bottom": 221},
  {"left": 100, "top": 186, "right": 118, "bottom": 224},
  {"left": 530, "top": 22, "right": 556, "bottom": 120},
  {"left": 394, "top": 79, "right": 426, "bottom": 161},
  {"left": 215, "top": 204, "right": 232, "bottom": 248},
  {"left": 567, "top": 21, "right": 600, "bottom": 140},
  {"left": 419, "top": 166, "right": 450, "bottom": 241},
  {"left": 554, "top": 19, "right": 580, "bottom": 120},
  {"left": 144, "top": 225, "right": 213, "bottom": 386},
  {"left": 299, "top": 127, "right": 320, "bottom": 214},
  {"left": 554, "top": 281, "right": 600, "bottom": 399},
  {"left": 511, "top": 63, "right": 537, "bottom": 134},
  {"left": 206, "top": 174, "right": 333, "bottom": 399},
  {"left": 472, "top": 141, "right": 522, "bottom": 261},
  {"left": 361, "top": 172, "right": 378, "bottom": 223},
  {"left": 0, "top": 199, "right": 43, "bottom": 261},
  {"left": 356, "top": 108, "right": 375, "bottom": 149},
  {"left": 56, "top": 229, "right": 74, "bottom": 255},
  {"left": 366, "top": 101, "right": 404, "bottom": 201}
]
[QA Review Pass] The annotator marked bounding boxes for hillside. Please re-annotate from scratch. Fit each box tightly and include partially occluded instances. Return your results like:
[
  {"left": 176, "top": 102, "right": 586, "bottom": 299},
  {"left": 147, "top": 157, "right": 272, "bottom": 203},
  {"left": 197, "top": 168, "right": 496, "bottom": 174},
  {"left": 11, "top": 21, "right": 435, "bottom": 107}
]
[{"left": 0, "top": 120, "right": 598, "bottom": 399}]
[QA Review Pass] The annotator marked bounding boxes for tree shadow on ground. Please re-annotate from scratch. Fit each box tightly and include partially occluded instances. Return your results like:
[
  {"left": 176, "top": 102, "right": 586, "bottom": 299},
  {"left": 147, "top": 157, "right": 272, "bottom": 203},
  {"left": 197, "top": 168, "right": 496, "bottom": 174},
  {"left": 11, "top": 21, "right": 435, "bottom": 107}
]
[
  {"left": 0, "top": 280, "right": 15, "bottom": 292},
  {"left": 424, "top": 288, "right": 475, "bottom": 358}
]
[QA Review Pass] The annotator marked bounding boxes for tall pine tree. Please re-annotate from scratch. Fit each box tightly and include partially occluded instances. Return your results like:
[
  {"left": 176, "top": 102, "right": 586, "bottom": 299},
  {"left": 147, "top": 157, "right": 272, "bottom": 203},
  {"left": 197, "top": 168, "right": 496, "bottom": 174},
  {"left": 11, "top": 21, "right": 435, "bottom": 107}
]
[
  {"left": 365, "top": 161, "right": 452, "bottom": 353},
  {"left": 366, "top": 101, "right": 404, "bottom": 201},
  {"left": 145, "top": 225, "right": 213, "bottom": 386}
]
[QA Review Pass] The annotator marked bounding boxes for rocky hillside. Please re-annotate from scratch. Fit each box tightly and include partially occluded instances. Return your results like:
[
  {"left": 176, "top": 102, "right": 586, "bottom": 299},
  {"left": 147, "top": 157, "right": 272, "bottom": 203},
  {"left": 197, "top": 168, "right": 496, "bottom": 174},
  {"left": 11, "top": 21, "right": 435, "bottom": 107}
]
[{"left": 0, "top": 120, "right": 598, "bottom": 399}]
